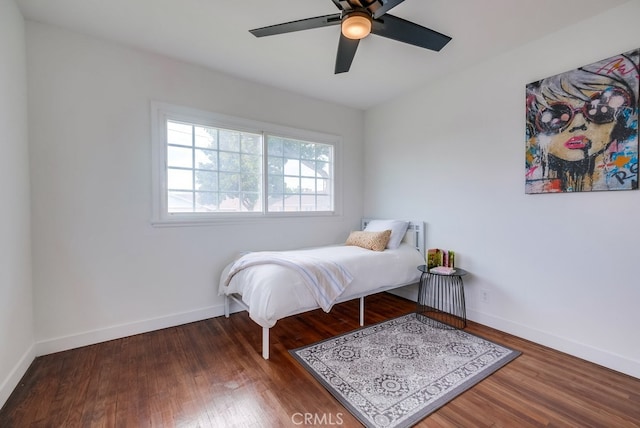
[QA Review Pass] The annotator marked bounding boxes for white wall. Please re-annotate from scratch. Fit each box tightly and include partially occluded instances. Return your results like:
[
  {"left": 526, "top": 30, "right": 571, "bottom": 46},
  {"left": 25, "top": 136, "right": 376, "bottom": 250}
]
[
  {"left": 26, "top": 22, "right": 365, "bottom": 354},
  {"left": 365, "top": 1, "right": 640, "bottom": 378},
  {"left": 0, "top": 0, "right": 35, "bottom": 406}
]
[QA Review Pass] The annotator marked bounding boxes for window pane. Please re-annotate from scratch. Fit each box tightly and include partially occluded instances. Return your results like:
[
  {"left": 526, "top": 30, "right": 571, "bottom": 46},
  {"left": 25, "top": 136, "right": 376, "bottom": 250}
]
[
  {"left": 195, "top": 149, "right": 216, "bottom": 171},
  {"left": 284, "top": 195, "right": 300, "bottom": 211},
  {"left": 316, "top": 161, "right": 330, "bottom": 177},
  {"left": 316, "top": 195, "right": 332, "bottom": 211},
  {"left": 241, "top": 154, "right": 261, "bottom": 172},
  {"left": 167, "top": 146, "right": 193, "bottom": 168},
  {"left": 284, "top": 176, "right": 299, "bottom": 193},
  {"left": 268, "top": 174, "right": 285, "bottom": 195},
  {"left": 316, "top": 145, "right": 331, "bottom": 161},
  {"left": 167, "top": 168, "right": 193, "bottom": 190},
  {"left": 167, "top": 121, "right": 193, "bottom": 147},
  {"left": 239, "top": 192, "right": 261, "bottom": 212},
  {"left": 283, "top": 140, "right": 299, "bottom": 158},
  {"left": 268, "top": 157, "right": 283, "bottom": 175},
  {"left": 268, "top": 194, "right": 284, "bottom": 212},
  {"left": 220, "top": 194, "right": 240, "bottom": 211},
  {"left": 219, "top": 152, "right": 240, "bottom": 172},
  {"left": 219, "top": 129, "right": 240, "bottom": 152},
  {"left": 195, "top": 170, "right": 217, "bottom": 192},
  {"left": 268, "top": 139, "right": 283, "bottom": 156},
  {"left": 242, "top": 134, "right": 261, "bottom": 154},
  {"left": 301, "top": 177, "right": 315, "bottom": 192},
  {"left": 168, "top": 191, "right": 193, "bottom": 213},
  {"left": 284, "top": 159, "right": 299, "bottom": 175},
  {"left": 300, "top": 160, "right": 320, "bottom": 178},
  {"left": 241, "top": 172, "right": 260, "bottom": 190},
  {"left": 301, "top": 195, "right": 316, "bottom": 211},
  {"left": 195, "top": 192, "right": 218, "bottom": 212},
  {"left": 219, "top": 172, "right": 240, "bottom": 192},
  {"left": 300, "top": 143, "right": 316, "bottom": 160},
  {"left": 266, "top": 136, "right": 334, "bottom": 213},
  {"left": 317, "top": 178, "right": 330, "bottom": 194},
  {"left": 163, "top": 119, "right": 266, "bottom": 214},
  {"left": 194, "top": 126, "right": 217, "bottom": 149}
]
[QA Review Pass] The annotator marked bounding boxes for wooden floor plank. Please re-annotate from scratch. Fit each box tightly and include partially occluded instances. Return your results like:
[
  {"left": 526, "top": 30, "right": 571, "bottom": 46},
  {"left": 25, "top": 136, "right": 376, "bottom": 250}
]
[{"left": 1, "top": 292, "right": 639, "bottom": 427}]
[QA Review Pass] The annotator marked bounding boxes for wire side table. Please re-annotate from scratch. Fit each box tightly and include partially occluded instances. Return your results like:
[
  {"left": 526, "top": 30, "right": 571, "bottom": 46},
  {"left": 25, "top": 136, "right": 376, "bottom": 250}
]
[{"left": 416, "top": 265, "right": 468, "bottom": 329}]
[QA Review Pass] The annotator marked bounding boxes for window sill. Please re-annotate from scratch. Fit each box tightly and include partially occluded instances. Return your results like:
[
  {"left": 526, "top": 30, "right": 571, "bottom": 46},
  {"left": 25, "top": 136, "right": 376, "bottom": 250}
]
[{"left": 150, "top": 211, "right": 340, "bottom": 227}]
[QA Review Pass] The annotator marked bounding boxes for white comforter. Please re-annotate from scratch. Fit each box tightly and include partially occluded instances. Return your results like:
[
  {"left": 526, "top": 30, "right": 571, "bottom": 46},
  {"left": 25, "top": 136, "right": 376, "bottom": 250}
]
[{"left": 219, "top": 243, "right": 424, "bottom": 328}]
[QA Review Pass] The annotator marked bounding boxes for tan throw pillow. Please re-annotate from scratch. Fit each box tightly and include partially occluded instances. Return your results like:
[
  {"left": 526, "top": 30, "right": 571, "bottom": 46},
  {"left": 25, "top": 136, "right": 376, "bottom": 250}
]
[{"left": 345, "top": 230, "right": 392, "bottom": 251}]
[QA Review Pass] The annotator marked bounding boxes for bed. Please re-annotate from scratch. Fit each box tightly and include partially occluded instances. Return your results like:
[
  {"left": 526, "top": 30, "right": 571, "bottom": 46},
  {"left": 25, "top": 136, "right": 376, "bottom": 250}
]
[{"left": 219, "top": 219, "right": 425, "bottom": 359}]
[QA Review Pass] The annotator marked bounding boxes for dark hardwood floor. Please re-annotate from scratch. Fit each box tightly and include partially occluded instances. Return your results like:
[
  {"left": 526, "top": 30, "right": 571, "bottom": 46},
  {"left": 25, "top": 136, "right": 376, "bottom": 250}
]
[{"left": 1, "top": 293, "right": 639, "bottom": 427}]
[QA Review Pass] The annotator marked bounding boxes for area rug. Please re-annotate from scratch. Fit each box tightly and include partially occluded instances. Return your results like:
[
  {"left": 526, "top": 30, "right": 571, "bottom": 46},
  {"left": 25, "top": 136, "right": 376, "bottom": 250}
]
[{"left": 290, "top": 313, "right": 521, "bottom": 428}]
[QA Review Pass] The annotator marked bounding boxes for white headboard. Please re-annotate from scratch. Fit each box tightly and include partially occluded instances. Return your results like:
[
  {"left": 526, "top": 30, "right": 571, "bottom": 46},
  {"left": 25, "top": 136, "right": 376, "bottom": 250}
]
[{"left": 361, "top": 218, "right": 425, "bottom": 256}]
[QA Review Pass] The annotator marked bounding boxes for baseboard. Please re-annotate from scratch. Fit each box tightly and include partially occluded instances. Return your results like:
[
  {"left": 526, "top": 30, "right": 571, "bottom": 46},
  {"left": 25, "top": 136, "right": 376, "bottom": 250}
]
[
  {"left": 467, "top": 308, "right": 640, "bottom": 379},
  {"left": 0, "top": 344, "right": 36, "bottom": 409},
  {"left": 35, "top": 303, "right": 232, "bottom": 357}
]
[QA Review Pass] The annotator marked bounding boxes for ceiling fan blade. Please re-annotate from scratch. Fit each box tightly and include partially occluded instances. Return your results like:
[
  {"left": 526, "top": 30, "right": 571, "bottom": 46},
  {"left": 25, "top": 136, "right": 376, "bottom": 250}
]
[
  {"left": 334, "top": 34, "right": 360, "bottom": 74},
  {"left": 250, "top": 14, "right": 341, "bottom": 37},
  {"left": 371, "top": 14, "right": 451, "bottom": 51},
  {"left": 368, "top": 0, "right": 406, "bottom": 19},
  {"left": 330, "top": 0, "right": 353, "bottom": 12}
]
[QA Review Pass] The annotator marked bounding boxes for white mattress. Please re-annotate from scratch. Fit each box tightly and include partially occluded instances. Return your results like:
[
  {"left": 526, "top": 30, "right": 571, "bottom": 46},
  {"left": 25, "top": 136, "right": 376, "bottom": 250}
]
[{"left": 219, "top": 243, "right": 424, "bottom": 328}]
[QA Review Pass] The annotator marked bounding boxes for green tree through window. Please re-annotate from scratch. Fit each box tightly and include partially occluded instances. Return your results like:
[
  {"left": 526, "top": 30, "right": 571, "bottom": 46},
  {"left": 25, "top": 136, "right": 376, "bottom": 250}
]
[{"left": 194, "top": 126, "right": 262, "bottom": 212}]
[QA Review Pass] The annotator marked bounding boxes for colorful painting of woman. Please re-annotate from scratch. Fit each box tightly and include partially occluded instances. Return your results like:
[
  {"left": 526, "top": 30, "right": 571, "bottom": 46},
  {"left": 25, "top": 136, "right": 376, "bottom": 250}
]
[{"left": 525, "top": 49, "right": 639, "bottom": 193}]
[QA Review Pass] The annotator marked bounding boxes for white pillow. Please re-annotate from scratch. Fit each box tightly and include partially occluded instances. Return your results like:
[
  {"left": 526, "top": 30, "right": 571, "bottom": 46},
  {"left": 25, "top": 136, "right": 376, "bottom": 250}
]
[{"left": 364, "top": 219, "right": 409, "bottom": 249}]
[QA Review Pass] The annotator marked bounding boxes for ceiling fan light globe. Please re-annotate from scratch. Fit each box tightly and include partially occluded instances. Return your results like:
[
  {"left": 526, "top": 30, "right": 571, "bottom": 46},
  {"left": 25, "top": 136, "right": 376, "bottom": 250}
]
[{"left": 341, "top": 13, "right": 372, "bottom": 40}]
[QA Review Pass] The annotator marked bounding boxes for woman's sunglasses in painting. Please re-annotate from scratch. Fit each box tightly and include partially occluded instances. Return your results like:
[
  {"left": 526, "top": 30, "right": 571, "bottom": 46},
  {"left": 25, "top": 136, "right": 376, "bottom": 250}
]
[{"left": 534, "top": 87, "right": 631, "bottom": 134}]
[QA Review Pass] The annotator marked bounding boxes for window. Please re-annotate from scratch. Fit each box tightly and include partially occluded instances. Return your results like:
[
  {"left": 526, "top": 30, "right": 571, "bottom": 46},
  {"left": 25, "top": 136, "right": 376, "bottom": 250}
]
[
  {"left": 151, "top": 102, "right": 340, "bottom": 225},
  {"left": 266, "top": 136, "right": 333, "bottom": 212},
  {"left": 166, "top": 120, "right": 263, "bottom": 213}
]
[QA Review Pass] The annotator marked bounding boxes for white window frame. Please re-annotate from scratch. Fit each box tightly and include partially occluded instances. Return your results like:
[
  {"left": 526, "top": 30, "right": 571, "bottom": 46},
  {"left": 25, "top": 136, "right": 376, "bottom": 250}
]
[{"left": 150, "top": 101, "right": 342, "bottom": 226}]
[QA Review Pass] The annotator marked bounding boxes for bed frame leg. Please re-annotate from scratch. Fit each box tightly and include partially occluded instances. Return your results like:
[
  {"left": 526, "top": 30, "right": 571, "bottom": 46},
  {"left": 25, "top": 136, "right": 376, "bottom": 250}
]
[
  {"left": 224, "top": 296, "right": 230, "bottom": 318},
  {"left": 359, "top": 297, "right": 365, "bottom": 326},
  {"left": 262, "top": 327, "right": 270, "bottom": 360}
]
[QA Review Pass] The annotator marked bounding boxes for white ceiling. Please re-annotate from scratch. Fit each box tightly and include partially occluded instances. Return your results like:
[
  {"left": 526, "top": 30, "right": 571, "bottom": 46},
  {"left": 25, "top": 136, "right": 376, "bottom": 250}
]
[{"left": 17, "top": 0, "right": 631, "bottom": 110}]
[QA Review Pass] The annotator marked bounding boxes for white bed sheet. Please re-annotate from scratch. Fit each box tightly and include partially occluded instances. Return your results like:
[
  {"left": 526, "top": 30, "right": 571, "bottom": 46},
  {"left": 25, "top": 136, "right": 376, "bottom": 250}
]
[{"left": 219, "top": 243, "right": 424, "bottom": 328}]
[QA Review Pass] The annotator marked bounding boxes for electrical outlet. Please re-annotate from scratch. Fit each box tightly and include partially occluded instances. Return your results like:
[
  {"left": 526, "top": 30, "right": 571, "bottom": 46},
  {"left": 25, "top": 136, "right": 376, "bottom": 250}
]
[{"left": 480, "top": 289, "right": 490, "bottom": 304}]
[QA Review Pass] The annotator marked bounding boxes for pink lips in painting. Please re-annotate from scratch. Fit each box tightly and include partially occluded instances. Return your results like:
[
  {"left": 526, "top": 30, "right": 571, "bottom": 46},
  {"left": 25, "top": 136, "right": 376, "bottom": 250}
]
[{"left": 564, "top": 135, "right": 590, "bottom": 150}]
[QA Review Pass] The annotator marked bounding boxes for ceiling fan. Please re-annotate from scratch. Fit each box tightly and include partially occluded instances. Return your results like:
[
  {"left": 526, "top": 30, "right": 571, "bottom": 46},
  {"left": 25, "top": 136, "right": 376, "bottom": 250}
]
[{"left": 249, "top": 0, "right": 452, "bottom": 74}]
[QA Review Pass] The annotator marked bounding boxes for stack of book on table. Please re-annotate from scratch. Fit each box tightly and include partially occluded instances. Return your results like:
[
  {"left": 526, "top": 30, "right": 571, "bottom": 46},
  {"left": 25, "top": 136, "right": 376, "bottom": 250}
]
[{"left": 427, "top": 248, "right": 456, "bottom": 274}]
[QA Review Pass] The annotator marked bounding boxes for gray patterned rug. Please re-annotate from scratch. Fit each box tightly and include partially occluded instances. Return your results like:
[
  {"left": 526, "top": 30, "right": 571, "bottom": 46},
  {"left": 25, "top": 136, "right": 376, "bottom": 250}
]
[{"left": 290, "top": 313, "right": 520, "bottom": 427}]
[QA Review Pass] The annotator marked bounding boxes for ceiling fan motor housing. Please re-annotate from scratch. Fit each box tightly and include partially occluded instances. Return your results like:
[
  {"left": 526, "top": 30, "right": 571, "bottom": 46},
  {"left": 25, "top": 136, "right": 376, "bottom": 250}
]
[{"left": 341, "top": 10, "right": 373, "bottom": 40}]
